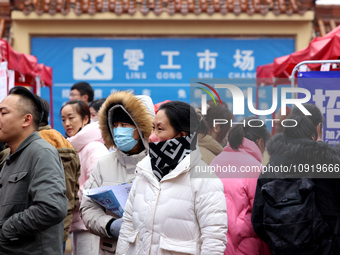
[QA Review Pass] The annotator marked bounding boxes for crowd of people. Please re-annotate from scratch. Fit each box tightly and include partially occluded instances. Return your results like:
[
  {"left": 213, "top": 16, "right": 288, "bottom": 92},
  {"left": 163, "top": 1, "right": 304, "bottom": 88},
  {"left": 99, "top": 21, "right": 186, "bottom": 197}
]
[{"left": 0, "top": 82, "right": 339, "bottom": 255}]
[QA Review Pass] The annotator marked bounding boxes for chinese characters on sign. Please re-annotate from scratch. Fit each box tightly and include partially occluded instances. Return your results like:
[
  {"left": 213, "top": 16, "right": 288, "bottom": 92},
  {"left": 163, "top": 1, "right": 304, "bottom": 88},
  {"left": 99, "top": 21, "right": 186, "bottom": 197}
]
[
  {"left": 157, "top": 51, "right": 182, "bottom": 80},
  {"left": 313, "top": 89, "right": 340, "bottom": 145},
  {"left": 124, "top": 49, "right": 147, "bottom": 80},
  {"left": 298, "top": 73, "right": 340, "bottom": 146},
  {"left": 124, "top": 49, "right": 144, "bottom": 71},
  {"left": 73, "top": 48, "right": 256, "bottom": 80},
  {"left": 229, "top": 49, "right": 256, "bottom": 78},
  {"left": 197, "top": 49, "right": 218, "bottom": 78},
  {"left": 32, "top": 37, "right": 295, "bottom": 133}
]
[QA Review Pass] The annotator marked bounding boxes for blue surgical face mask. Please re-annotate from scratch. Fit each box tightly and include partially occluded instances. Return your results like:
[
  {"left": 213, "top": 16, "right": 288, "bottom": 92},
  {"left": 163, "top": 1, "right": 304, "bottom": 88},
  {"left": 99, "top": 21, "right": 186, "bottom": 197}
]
[{"left": 113, "top": 127, "right": 138, "bottom": 152}]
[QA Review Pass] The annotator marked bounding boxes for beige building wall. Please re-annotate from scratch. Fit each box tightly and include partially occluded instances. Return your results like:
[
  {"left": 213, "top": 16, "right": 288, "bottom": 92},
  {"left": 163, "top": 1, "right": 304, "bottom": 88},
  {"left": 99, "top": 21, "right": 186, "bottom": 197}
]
[{"left": 11, "top": 10, "right": 314, "bottom": 55}]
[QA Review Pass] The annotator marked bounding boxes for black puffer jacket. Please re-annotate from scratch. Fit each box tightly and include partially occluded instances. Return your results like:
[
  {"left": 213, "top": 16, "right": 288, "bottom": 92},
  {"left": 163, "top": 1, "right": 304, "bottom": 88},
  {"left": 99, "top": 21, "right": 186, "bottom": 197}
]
[{"left": 252, "top": 134, "right": 340, "bottom": 255}]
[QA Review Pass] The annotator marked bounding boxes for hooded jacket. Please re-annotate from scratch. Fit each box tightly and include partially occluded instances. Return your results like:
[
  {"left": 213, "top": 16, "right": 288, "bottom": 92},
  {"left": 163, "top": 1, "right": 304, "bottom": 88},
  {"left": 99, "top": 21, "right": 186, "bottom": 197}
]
[
  {"left": 39, "top": 125, "right": 80, "bottom": 242},
  {"left": 67, "top": 121, "right": 110, "bottom": 233},
  {"left": 79, "top": 91, "right": 154, "bottom": 255},
  {"left": 198, "top": 134, "right": 223, "bottom": 165},
  {"left": 252, "top": 134, "right": 340, "bottom": 255},
  {"left": 210, "top": 138, "right": 271, "bottom": 255},
  {"left": 116, "top": 149, "right": 228, "bottom": 255}
]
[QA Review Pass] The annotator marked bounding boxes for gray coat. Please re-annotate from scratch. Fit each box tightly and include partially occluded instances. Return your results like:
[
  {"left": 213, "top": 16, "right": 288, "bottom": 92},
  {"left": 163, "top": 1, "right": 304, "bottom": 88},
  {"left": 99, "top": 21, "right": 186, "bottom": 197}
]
[{"left": 0, "top": 132, "right": 68, "bottom": 255}]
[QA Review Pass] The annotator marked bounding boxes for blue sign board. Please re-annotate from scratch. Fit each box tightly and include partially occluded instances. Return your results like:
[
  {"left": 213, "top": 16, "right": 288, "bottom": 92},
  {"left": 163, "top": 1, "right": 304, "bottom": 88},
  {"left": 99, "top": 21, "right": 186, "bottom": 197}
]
[
  {"left": 31, "top": 37, "right": 295, "bottom": 133},
  {"left": 298, "top": 71, "right": 340, "bottom": 146}
]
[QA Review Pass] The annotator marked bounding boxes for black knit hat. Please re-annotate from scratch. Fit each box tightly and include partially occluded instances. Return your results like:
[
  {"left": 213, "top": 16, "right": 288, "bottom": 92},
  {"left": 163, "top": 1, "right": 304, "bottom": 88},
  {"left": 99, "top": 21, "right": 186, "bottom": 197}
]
[{"left": 111, "top": 106, "right": 134, "bottom": 126}]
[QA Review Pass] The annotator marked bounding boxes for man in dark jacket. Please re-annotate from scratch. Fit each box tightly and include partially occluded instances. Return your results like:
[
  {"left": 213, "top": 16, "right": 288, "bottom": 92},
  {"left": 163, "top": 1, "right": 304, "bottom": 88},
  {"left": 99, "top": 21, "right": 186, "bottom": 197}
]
[
  {"left": 0, "top": 86, "right": 68, "bottom": 254},
  {"left": 252, "top": 104, "right": 340, "bottom": 255}
]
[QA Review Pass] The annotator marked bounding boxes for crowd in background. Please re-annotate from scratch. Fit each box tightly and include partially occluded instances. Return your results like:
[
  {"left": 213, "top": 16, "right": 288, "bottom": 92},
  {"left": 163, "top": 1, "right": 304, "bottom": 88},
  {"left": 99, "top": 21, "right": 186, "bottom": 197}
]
[{"left": 0, "top": 82, "right": 339, "bottom": 255}]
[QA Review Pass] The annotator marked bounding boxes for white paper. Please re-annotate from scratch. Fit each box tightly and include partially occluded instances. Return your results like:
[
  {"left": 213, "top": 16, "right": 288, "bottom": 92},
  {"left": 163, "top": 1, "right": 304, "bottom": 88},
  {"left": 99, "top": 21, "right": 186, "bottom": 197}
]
[
  {"left": 298, "top": 64, "right": 308, "bottom": 72},
  {"left": 320, "top": 63, "right": 331, "bottom": 71},
  {"left": 84, "top": 182, "right": 132, "bottom": 217},
  {"left": 0, "top": 62, "right": 7, "bottom": 102},
  {"left": 8, "top": 70, "right": 14, "bottom": 91}
]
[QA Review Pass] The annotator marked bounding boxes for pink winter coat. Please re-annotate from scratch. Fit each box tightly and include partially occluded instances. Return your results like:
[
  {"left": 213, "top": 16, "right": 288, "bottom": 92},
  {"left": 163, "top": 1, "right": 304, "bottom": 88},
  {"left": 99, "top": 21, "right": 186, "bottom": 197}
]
[
  {"left": 210, "top": 138, "right": 271, "bottom": 255},
  {"left": 67, "top": 122, "right": 110, "bottom": 232}
]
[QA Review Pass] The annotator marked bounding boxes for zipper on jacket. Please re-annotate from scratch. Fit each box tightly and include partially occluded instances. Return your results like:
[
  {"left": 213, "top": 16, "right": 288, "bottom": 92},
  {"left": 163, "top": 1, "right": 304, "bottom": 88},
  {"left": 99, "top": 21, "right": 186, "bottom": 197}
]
[{"left": 149, "top": 186, "right": 161, "bottom": 255}]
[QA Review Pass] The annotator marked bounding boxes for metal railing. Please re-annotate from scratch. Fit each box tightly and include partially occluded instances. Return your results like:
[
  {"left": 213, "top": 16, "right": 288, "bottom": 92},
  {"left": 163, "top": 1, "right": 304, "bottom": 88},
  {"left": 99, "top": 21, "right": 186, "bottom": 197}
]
[{"left": 290, "top": 59, "right": 340, "bottom": 87}]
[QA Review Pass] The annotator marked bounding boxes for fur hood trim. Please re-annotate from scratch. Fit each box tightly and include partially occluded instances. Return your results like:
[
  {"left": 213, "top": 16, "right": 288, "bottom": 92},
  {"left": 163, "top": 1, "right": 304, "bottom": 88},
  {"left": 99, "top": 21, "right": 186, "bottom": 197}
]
[
  {"left": 99, "top": 91, "right": 154, "bottom": 150},
  {"left": 267, "top": 134, "right": 340, "bottom": 165}
]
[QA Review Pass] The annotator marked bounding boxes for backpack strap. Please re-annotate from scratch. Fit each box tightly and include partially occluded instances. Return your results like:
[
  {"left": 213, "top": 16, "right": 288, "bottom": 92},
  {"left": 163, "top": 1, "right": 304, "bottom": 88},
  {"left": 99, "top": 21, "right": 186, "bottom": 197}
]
[
  {"left": 331, "top": 209, "right": 340, "bottom": 253},
  {"left": 335, "top": 211, "right": 340, "bottom": 236}
]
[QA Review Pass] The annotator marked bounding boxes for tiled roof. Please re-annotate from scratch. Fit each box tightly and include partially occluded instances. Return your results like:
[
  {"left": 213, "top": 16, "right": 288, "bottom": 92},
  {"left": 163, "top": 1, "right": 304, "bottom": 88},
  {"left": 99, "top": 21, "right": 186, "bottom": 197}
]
[
  {"left": 314, "top": 4, "right": 340, "bottom": 37},
  {"left": 13, "top": 0, "right": 315, "bottom": 16}
]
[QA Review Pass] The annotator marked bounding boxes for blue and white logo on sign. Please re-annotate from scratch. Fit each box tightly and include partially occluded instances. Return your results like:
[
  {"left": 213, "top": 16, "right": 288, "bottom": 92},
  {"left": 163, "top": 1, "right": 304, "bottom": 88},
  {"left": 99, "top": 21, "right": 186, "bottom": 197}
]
[{"left": 73, "top": 47, "right": 113, "bottom": 80}]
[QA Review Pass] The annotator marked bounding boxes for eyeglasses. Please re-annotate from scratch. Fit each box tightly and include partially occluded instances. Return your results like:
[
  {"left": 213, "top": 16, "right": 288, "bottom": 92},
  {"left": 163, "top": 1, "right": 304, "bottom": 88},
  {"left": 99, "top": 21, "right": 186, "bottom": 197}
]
[{"left": 70, "top": 93, "right": 81, "bottom": 97}]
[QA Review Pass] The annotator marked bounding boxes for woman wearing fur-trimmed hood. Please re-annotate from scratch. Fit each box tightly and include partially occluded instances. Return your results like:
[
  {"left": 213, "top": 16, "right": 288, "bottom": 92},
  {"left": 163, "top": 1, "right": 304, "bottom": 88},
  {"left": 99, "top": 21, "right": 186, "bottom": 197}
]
[{"left": 80, "top": 91, "right": 154, "bottom": 255}]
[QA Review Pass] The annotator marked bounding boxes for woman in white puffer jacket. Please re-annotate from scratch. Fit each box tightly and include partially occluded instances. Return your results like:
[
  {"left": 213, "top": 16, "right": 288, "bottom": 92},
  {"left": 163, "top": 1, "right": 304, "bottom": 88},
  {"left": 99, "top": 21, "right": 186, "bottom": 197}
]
[{"left": 116, "top": 101, "right": 228, "bottom": 255}]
